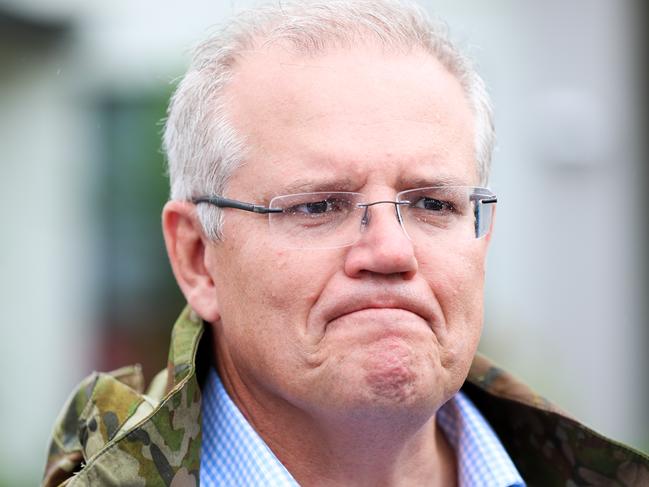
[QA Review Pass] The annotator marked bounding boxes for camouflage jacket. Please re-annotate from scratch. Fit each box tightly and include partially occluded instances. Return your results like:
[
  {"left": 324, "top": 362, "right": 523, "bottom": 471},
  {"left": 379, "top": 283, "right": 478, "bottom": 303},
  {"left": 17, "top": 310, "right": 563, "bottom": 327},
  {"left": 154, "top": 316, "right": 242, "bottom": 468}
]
[{"left": 43, "top": 307, "right": 649, "bottom": 486}]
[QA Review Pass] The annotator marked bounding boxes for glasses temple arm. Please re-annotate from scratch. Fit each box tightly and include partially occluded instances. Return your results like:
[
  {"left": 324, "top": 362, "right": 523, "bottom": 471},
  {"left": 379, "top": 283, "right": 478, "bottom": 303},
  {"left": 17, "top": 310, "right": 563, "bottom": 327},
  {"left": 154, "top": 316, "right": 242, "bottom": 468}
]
[
  {"left": 193, "top": 196, "right": 283, "bottom": 214},
  {"left": 481, "top": 197, "right": 497, "bottom": 204}
]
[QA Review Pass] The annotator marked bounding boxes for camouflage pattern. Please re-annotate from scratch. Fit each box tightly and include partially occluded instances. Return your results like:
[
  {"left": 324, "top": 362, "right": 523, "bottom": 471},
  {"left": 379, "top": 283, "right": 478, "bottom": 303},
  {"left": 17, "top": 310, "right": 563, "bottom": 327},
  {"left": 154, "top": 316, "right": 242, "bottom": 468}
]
[
  {"left": 464, "top": 357, "right": 649, "bottom": 486},
  {"left": 43, "top": 307, "right": 203, "bottom": 486},
  {"left": 43, "top": 307, "right": 649, "bottom": 486}
]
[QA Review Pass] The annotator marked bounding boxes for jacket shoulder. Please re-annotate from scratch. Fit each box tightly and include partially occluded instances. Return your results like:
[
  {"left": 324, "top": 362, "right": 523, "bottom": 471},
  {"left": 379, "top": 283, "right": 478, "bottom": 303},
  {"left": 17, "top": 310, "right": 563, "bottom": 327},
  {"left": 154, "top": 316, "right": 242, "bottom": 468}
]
[
  {"left": 42, "top": 308, "right": 204, "bottom": 486},
  {"left": 42, "top": 365, "right": 159, "bottom": 487},
  {"left": 465, "top": 354, "right": 649, "bottom": 486}
]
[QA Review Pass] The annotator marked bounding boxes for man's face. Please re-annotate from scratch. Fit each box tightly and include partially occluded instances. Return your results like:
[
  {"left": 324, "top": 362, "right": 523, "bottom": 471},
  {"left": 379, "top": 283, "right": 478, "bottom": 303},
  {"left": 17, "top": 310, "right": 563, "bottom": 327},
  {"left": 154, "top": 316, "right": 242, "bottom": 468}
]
[{"left": 205, "top": 44, "right": 489, "bottom": 420}]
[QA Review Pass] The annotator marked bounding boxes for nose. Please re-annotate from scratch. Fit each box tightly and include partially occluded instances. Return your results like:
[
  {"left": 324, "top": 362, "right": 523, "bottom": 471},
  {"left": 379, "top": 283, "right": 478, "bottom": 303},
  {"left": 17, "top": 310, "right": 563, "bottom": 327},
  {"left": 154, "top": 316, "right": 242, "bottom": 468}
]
[{"left": 344, "top": 202, "right": 418, "bottom": 279}]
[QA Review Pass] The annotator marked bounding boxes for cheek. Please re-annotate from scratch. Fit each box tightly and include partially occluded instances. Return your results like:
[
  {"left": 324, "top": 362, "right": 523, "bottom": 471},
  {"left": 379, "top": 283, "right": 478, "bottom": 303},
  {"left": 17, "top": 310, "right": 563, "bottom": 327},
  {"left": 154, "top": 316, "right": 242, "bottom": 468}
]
[
  {"left": 215, "top": 236, "right": 334, "bottom": 343},
  {"left": 252, "top": 251, "right": 327, "bottom": 312},
  {"left": 416, "top": 244, "right": 486, "bottom": 360},
  {"left": 418, "top": 242, "right": 485, "bottom": 310}
]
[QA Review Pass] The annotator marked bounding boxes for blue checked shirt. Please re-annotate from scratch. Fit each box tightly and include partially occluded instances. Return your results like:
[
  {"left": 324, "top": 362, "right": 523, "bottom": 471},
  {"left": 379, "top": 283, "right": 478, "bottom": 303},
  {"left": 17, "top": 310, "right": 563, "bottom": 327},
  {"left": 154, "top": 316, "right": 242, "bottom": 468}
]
[{"left": 200, "top": 367, "right": 525, "bottom": 486}]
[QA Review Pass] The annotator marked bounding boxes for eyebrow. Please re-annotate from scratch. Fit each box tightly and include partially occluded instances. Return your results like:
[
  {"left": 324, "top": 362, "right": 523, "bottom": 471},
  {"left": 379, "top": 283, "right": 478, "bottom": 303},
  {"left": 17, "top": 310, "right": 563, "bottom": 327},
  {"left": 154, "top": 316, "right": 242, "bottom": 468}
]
[
  {"left": 261, "top": 174, "right": 474, "bottom": 200},
  {"left": 399, "top": 175, "right": 474, "bottom": 189},
  {"left": 277, "top": 177, "right": 359, "bottom": 196}
]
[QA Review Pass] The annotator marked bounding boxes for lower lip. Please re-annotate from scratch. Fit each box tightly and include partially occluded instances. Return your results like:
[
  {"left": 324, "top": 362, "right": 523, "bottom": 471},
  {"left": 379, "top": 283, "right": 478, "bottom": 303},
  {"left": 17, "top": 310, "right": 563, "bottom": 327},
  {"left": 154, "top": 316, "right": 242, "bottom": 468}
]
[{"left": 327, "top": 308, "right": 430, "bottom": 335}]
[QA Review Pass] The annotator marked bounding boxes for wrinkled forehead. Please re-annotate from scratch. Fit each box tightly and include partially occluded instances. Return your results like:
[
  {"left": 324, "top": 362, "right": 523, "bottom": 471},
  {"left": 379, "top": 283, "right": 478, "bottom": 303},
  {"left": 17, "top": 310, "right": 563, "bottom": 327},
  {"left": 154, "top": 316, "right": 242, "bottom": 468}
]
[{"left": 222, "top": 43, "right": 477, "bottom": 194}]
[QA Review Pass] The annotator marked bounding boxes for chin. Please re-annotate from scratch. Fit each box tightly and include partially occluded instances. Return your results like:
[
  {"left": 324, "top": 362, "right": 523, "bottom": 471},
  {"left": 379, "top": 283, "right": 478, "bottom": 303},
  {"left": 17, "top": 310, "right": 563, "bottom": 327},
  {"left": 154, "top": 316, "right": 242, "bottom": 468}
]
[{"left": 358, "top": 336, "right": 439, "bottom": 407}]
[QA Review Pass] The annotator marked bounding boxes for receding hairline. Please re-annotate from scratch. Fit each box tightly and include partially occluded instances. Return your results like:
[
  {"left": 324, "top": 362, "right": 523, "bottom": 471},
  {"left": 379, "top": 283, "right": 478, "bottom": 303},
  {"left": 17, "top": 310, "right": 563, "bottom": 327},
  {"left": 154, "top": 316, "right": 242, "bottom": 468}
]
[
  {"left": 205, "top": 20, "right": 470, "bottom": 93},
  {"left": 217, "top": 31, "right": 476, "bottom": 125},
  {"left": 163, "top": 0, "right": 494, "bottom": 238},
  {"left": 221, "top": 40, "right": 477, "bottom": 149}
]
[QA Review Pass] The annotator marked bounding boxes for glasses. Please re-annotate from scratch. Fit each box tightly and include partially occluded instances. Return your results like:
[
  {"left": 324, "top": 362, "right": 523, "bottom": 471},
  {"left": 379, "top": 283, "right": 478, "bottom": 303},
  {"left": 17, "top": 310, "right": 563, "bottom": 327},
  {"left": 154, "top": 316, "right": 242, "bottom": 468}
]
[{"left": 193, "top": 186, "right": 497, "bottom": 249}]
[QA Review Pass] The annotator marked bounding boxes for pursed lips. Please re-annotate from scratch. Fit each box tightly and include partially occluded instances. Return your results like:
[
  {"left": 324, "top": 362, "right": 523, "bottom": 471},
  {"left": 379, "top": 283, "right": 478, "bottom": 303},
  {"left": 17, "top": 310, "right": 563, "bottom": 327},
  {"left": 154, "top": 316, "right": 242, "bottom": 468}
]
[{"left": 322, "top": 291, "right": 436, "bottom": 331}]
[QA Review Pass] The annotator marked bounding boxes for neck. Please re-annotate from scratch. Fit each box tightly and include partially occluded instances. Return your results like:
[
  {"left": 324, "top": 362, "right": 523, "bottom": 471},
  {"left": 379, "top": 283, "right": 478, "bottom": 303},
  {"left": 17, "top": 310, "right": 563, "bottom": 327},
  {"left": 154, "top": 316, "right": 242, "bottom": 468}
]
[
  {"left": 214, "top": 345, "right": 457, "bottom": 487},
  {"left": 273, "top": 410, "right": 457, "bottom": 487}
]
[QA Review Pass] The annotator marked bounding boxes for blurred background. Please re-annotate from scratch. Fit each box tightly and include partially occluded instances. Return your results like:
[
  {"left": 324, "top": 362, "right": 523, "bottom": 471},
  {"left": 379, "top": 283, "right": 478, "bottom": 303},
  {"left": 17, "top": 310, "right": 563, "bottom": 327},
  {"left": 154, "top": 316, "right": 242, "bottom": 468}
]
[{"left": 0, "top": 0, "right": 646, "bottom": 484}]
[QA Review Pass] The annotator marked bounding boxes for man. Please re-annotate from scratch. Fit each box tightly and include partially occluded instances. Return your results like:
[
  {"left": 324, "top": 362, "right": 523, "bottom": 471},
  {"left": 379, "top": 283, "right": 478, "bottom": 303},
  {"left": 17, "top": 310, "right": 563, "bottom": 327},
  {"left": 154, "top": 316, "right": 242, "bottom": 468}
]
[{"left": 43, "top": 1, "right": 648, "bottom": 486}]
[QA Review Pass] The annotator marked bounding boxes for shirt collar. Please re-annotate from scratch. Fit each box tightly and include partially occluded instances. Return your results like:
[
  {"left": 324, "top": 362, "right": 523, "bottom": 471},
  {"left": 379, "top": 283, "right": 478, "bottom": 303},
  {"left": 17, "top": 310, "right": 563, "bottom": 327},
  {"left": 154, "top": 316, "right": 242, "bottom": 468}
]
[
  {"left": 200, "top": 367, "right": 298, "bottom": 486},
  {"left": 437, "top": 391, "right": 526, "bottom": 487}
]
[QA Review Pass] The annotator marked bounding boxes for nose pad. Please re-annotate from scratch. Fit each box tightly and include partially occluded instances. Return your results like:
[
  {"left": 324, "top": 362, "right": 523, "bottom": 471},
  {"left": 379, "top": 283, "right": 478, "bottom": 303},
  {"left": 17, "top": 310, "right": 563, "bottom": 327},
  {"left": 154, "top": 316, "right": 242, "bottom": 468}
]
[
  {"left": 360, "top": 206, "right": 371, "bottom": 229},
  {"left": 357, "top": 201, "right": 407, "bottom": 237},
  {"left": 346, "top": 201, "right": 418, "bottom": 278}
]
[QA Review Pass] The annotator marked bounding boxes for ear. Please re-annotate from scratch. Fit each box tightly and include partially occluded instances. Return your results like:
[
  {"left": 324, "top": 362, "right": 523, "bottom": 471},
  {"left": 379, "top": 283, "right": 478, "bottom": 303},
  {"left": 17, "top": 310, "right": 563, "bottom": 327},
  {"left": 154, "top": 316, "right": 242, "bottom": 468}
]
[{"left": 162, "top": 200, "right": 221, "bottom": 323}]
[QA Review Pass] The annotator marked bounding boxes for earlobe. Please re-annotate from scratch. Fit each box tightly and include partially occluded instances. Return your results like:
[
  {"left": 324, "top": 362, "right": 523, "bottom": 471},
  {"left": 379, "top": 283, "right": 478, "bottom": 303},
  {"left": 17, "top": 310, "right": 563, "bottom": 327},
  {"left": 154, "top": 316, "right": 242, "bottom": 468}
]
[{"left": 162, "top": 201, "right": 221, "bottom": 323}]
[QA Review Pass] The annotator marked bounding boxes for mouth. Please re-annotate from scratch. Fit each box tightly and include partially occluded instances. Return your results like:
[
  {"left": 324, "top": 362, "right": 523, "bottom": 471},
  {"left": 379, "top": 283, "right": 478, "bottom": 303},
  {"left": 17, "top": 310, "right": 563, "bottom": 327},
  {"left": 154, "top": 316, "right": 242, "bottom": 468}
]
[
  {"left": 327, "top": 291, "right": 433, "bottom": 321},
  {"left": 324, "top": 293, "right": 435, "bottom": 336},
  {"left": 334, "top": 306, "right": 420, "bottom": 320},
  {"left": 325, "top": 308, "right": 433, "bottom": 344},
  {"left": 309, "top": 284, "right": 440, "bottom": 343}
]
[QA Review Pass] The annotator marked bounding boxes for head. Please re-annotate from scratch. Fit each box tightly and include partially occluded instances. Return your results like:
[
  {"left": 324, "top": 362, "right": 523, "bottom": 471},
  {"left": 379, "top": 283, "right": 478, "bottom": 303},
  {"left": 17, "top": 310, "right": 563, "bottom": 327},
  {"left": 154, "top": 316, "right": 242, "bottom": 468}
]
[{"left": 163, "top": 0, "right": 495, "bottom": 425}]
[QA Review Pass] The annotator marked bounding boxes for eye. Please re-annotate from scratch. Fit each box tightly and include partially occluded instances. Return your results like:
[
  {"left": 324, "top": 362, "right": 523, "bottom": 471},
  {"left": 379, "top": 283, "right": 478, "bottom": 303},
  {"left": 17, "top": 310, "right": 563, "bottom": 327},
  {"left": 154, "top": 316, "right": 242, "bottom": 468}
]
[
  {"left": 412, "top": 197, "right": 455, "bottom": 212},
  {"left": 288, "top": 197, "right": 351, "bottom": 216},
  {"left": 302, "top": 200, "right": 330, "bottom": 214}
]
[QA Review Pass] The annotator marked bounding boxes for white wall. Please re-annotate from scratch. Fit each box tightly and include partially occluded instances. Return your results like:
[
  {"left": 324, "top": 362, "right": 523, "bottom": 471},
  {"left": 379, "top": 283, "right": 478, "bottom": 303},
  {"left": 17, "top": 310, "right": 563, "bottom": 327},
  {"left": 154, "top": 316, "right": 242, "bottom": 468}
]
[{"left": 0, "top": 28, "right": 96, "bottom": 484}]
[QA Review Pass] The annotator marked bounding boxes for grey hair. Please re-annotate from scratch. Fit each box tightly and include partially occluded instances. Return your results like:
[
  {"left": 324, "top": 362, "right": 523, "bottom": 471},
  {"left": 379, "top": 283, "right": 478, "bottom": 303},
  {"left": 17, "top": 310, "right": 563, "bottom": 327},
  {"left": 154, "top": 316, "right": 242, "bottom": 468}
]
[{"left": 163, "top": 0, "right": 495, "bottom": 240}]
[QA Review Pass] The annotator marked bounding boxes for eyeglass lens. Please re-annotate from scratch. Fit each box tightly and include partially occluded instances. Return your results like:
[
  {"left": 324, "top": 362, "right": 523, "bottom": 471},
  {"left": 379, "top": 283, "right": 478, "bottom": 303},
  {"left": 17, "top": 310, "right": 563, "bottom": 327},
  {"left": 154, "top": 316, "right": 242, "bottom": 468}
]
[{"left": 267, "top": 187, "right": 495, "bottom": 249}]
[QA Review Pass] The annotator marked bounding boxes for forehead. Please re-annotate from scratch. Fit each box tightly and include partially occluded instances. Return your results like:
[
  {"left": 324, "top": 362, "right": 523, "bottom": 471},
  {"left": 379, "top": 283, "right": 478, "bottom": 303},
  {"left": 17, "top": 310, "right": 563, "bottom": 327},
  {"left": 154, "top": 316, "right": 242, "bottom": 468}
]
[{"left": 224, "top": 44, "right": 477, "bottom": 194}]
